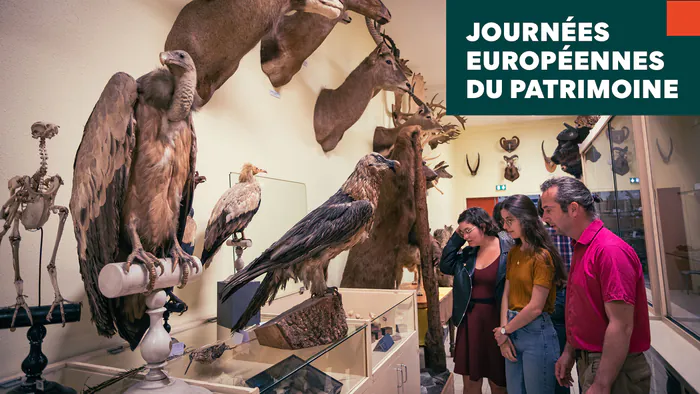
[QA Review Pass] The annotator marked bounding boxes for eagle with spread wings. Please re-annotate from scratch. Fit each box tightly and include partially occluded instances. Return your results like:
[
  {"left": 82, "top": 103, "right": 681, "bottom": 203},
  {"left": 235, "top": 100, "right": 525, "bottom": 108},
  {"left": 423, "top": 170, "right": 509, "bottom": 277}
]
[
  {"left": 70, "top": 50, "right": 200, "bottom": 350},
  {"left": 219, "top": 153, "right": 398, "bottom": 332}
]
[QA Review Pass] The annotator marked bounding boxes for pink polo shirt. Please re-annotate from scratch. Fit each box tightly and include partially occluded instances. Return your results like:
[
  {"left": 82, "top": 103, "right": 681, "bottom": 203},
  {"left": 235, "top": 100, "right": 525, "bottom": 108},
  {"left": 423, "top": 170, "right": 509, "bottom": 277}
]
[{"left": 565, "top": 219, "right": 651, "bottom": 353}]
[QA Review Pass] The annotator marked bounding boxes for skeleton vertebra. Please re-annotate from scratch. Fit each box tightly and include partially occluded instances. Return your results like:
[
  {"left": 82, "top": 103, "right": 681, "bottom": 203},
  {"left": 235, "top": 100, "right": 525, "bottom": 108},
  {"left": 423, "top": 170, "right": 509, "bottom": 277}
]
[{"left": 0, "top": 122, "right": 71, "bottom": 330}]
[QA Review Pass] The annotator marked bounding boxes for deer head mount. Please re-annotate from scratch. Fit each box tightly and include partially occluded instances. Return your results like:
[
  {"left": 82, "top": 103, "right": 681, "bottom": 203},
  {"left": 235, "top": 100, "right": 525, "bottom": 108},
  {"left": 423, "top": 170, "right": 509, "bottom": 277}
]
[
  {"left": 585, "top": 145, "right": 602, "bottom": 163},
  {"left": 612, "top": 146, "right": 630, "bottom": 176},
  {"left": 314, "top": 18, "right": 410, "bottom": 152},
  {"left": 608, "top": 126, "right": 631, "bottom": 144},
  {"left": 424, "top": 160, "right": 452, "bottom": 194},
  {"left": 551, "top": 122, "right": 591, "bottom": 179},
  {"left": 260, "top": 0, "right": 392, "bottom": 88},
  {"left": 541, "top": 141, "right": 557, "bottom": 173},
  {"left": 466, "top": 153, "right": 480, "bottom": 176},
  {"left": 504, "top": 155, "right": 520, "bottom": 182},
  {"left": 500, "top": 136, "right": 520, "bottom": 153},
  {"left": 164, "top": 0, "right": 343, "bottom": 106},
  {"left": 656, "top": 137, "right": 673, "bottom": 164}
]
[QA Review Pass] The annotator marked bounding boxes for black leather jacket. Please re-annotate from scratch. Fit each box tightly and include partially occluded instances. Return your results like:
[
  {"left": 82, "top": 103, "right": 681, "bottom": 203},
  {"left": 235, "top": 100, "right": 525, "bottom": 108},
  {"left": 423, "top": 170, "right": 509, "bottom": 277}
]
[{"left": 439, "top": 232, "right": 513, "bottom": 327}]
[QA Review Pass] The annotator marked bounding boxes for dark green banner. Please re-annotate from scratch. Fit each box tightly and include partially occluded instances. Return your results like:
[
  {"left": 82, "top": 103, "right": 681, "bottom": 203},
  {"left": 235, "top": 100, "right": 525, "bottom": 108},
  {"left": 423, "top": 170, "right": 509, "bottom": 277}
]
[{"left": 446, "top": 0, "right": 700, "bottom": 115}]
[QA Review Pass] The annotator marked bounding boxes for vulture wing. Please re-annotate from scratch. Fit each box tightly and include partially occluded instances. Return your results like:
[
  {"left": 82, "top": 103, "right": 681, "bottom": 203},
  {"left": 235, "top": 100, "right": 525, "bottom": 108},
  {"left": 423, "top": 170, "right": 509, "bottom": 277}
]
[
  {"left": 219, "top": 192, "right": 373, "bottom": 332},
  {"left": 70, "top": 72, "right": 145, "bottom": 345},
  {"left": 202, "top": 181, "right": 261, "bottom": 267}
]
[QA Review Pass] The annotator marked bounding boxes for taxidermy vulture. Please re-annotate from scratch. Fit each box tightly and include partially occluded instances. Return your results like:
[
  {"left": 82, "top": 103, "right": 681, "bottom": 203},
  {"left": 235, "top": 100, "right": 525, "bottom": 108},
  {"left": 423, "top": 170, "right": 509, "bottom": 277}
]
[
  {"left": 201, "top": 163, "right": 267, "bottom": 268},
  {"left": 164, "top": 0, "right": 344, "bottom": 106},
  {"left": 219, "top": 153, "right": 399, "bottom": 332},
  {"left": 70, "top": 50, "right": 200, "bottom": 350}
]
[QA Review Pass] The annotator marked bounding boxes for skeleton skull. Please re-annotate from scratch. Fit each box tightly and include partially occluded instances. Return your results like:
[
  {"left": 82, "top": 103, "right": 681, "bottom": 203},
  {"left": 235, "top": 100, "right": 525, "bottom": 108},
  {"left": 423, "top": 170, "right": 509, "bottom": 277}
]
[{"left": 31, "top": 122, "right": 59, "bottom": 140}]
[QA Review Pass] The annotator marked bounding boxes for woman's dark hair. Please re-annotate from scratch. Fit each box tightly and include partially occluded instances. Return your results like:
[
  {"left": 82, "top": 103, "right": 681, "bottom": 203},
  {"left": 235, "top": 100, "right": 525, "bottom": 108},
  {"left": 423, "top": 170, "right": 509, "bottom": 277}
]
[
  {"left": 457, "top": 207, "right": 500, "bottom": 237},
  {"left": 501, "top": 195, "right": 567, "bottom": 287},
  {"left": 493, "top": 201, "right": 505, "bottom": 230}
]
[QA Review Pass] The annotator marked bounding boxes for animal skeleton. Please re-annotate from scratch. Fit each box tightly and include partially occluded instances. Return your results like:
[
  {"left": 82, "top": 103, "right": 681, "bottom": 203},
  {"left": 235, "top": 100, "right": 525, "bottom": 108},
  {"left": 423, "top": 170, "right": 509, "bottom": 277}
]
[
  {"left": 0, "top": 122, "right": 71, "bottom": 329},
  {"left": 466, "top": 153, "right": 480, "bottom": 176},
  {"left": 504, "top": 155, "right": 520, "bottom": 182},
  {"left": 656, "top": 137, "right": 673, "bottom": 164}
]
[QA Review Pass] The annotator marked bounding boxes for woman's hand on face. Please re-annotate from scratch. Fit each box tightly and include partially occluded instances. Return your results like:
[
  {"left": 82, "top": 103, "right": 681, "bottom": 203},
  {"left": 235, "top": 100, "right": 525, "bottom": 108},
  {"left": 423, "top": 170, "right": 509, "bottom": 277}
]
[{"left": 499, "top": 338, "right": 517, "bottom": 362}]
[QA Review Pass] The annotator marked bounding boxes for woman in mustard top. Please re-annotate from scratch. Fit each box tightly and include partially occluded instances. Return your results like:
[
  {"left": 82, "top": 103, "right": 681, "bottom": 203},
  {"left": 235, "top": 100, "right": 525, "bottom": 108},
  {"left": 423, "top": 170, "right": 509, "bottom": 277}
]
[{"left": 492, "top": 195, "right": 568, "bottom": 394}]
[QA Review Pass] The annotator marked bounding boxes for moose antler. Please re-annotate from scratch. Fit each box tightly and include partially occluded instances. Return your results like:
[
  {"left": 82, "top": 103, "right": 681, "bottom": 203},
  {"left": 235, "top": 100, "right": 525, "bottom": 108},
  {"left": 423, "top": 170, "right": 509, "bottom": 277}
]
[
  {"left": 466, "top": 153, "right": 480, "bottom": 176},
  {"left": 656, "top": 137, "right": 673, "bottom": 164}
]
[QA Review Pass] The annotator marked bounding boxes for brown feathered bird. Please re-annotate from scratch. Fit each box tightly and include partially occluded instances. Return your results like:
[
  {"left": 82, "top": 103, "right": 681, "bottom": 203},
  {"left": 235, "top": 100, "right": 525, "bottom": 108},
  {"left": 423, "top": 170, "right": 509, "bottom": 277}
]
[
  {"left": 70, "top": 50, "right": 200, "bottom": 350},
  {"left": 201, "top": 163, "right": 266, "bottom": 268},
  {"left": 219, "top": 153, "right": 398, "bottom": 332}
]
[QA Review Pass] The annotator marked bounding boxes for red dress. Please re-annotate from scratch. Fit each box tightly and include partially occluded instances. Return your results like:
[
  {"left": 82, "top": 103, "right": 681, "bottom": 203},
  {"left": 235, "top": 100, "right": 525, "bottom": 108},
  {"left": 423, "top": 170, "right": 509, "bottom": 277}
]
[{"left": 453, "top": 257, "right": 506, "bottom": 387}]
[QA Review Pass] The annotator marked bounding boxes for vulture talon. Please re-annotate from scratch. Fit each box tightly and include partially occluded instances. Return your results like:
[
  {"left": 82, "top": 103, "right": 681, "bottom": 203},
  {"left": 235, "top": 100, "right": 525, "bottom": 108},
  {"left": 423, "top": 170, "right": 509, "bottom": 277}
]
[
  {"left": 170, "top": 242, "right": 196, "bottom": 288},
  {"left": 125, "top": 247, "right": 160, "bottom": 292}
]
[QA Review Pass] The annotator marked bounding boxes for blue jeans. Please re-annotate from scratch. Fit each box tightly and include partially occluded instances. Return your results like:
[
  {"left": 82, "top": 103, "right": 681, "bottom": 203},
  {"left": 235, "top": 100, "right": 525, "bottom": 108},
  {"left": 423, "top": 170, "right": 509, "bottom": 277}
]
[
  {"left": 505, "top": 310, "right": 560, "bottom": 394},
  {"left": 551, "top": 288, "right": 571, "bottom": 394}
]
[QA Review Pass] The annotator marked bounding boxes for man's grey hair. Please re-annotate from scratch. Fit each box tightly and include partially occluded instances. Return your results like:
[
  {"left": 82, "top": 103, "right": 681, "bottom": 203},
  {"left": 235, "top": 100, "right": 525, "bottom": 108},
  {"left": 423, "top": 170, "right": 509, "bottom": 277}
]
[{"left": 540, "top": 177, "right": 599, "bottom": 219}]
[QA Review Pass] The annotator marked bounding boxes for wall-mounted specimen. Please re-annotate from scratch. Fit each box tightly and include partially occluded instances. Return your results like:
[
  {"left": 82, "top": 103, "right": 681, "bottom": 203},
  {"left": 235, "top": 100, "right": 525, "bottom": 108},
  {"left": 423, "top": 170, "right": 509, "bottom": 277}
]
[
  {"left": 1, "top": 122, "right": 70, "bottom": 329},
  {"left": 541, "top": 141, "right": 557, "bottom": 173},
  {"left": 504, "top": 155, "right": 520, "bottom": 182},
  {"left": 314, "top": 21, "right": 410, "bottom": 152},
  {"left": 70, "top": 51, "right": 200, "bottom": 350},
  {"left": 656, "top": 137, "right": 673, "bottom": 164},
  {"left": 466, "top": 153, "right": 480, "bottom": 176},
  {"left": 612, "top": 146, "right": 630, "bottom": 176},
  {"left": 261, "top": 0, "right": 392, "bottom": 88},
  {"left": 500, "top": 136, "right": 520, "bottom": 153},
  {"left": 202, "top": 163, "right": 266, "bottom": 268},
  {"left": 550, "top": 123, "right": 591, "bottom": 179},
  {"left": 585, "top": 145, "right": 602, "bottom": 163},
  {"left": 218, "top": 153, "right": 398, "bottom": 333},
  {"left": 164, "top": 0, "right": 344, "bottom": 106},
  {"left": 608, "top": 126, "right": 630, "bottom": 144}
]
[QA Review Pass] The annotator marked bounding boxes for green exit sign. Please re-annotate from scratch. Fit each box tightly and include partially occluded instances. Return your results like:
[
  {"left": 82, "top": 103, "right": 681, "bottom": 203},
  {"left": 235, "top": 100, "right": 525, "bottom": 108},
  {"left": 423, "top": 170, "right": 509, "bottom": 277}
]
[{"left": 496, "top": 185, "right": 506, "bottom": 191}]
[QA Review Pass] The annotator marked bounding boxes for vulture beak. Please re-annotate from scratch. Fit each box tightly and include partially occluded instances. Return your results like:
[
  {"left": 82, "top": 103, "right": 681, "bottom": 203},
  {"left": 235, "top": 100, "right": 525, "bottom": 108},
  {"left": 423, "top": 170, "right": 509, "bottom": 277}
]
[
  {"left": 159, "top": 52, "right": 169, "bottom": 66},
  {"left": 387, "top": 159, "right": 399, "bottom": 173}
]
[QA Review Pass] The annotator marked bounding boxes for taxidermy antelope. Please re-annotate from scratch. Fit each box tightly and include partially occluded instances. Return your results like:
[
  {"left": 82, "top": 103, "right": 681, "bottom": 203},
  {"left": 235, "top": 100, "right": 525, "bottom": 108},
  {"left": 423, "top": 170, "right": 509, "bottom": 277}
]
[
  {"left": 609, "top": 126, "right": 631, "bottom": 144},
  {"left": 504, "top": 155, "right": 520, "bottom": 182},
  {"left": 466, "top": 153, "right": 480, "bottom": 176},
  {"left": 541, "top": 141, "right": 557, "bottom": 173},
  {"left": 164, "top": 0, "right": 344, "bottom": 106},
  {"left": 612, "top": 146, "right": 630, "bottom": 175},
  {"left": 500, "top": 136, "right": 520, "bottom": 153},
  {"left": 656, "top": 137, "right": 673, "bottom": 163},
  {"left": 314, "top": 18, "right": 410, "bottom": 152},
  {"left": 261, "top": 0, "right": 392, "bottom": 88},
  {"left": 1, "top": 122, "right": 70, "bottom": 330}
]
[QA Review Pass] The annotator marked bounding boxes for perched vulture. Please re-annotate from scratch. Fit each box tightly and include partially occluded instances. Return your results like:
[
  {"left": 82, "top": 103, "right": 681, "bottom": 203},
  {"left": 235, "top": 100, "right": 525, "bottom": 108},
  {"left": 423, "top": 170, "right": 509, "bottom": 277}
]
[
  {"left": 201, "top": 163, "right": 266, "bottom": 268},
  {"left": 70, "top": 50, "right": 200, "bottom": 350},
  {"left": 219, "top": 153, "right": 399, "bottom": 332}
]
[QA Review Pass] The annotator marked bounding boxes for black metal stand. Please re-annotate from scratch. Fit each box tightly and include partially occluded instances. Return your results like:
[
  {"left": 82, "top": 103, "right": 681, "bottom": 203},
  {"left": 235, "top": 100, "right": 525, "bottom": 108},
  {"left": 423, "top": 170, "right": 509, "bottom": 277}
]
[{"left": 1, "top": 303, "right": 81, "bottom": 394}]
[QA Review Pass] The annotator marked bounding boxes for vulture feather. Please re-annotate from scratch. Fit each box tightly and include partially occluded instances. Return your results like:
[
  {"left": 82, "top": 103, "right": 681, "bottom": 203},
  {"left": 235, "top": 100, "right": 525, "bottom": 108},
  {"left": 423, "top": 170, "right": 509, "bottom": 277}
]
[
  {"left": 70, "top": 50, "right": 200, "bottom": 350},
  {"left": 202, "top": 163, "right": 266, "bottom": 267},
  {"left": 219, "top": 153, "right": 399, "bottom": 333}
]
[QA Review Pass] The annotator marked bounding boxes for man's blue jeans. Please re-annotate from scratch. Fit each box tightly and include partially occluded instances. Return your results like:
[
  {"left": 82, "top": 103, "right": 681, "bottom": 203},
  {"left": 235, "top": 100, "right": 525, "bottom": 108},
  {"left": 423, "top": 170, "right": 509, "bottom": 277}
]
[
  {"left": 505, "top": 309, "right": 560, "bottom": 394},
  {"left": 551, "top": 287, "right": 571, "bottom": 394}
]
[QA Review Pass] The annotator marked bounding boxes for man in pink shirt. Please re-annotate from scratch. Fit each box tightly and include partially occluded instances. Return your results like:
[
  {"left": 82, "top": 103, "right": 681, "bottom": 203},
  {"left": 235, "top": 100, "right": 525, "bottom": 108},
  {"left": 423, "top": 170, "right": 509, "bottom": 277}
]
[{"left": 539, "top": 177, "right": 651, "bottom": 394}]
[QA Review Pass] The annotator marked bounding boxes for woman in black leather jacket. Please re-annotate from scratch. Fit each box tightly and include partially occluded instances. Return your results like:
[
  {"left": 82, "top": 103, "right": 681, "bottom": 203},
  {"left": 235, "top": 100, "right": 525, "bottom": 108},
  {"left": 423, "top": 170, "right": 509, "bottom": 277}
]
[{"left": 440, "top": 207, "right": 513, "bottom": 394}]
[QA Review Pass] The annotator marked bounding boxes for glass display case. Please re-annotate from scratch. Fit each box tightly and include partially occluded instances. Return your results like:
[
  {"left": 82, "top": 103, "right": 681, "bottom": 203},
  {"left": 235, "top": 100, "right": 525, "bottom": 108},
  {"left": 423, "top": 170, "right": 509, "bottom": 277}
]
[{"left": 0, "top": 289, "right": 417, "bottom": 394}]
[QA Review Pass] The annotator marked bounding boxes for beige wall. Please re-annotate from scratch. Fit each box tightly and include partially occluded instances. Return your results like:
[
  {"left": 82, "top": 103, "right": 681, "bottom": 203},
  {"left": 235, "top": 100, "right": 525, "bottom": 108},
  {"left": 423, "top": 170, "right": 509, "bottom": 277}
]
[{"left": 0, "top": 0, "right": 411, "bottom": 376}]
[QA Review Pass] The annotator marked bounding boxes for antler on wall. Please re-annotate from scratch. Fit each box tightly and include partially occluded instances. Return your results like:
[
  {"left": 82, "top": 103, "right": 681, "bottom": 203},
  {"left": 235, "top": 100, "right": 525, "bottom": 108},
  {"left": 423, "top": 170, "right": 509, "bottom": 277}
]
[
  {"left": 466, "top": 153, "right": 480, "bottom": 176},
  {"left": 656, "top": 137, "right": 673, "bottom": 164}
]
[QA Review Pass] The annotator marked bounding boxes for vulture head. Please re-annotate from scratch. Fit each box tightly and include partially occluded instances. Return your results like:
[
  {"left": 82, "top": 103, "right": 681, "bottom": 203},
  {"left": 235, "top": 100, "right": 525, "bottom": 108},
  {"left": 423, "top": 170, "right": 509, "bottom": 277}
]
[
  {"left": 239, "top": 163, "right": 267, "bottom": 182},
  {"left": 159, "top": 50, "right": 196, "bottom": 74},
  {"left": 343, "top": 153, "right": 399, "bottom": 202}
]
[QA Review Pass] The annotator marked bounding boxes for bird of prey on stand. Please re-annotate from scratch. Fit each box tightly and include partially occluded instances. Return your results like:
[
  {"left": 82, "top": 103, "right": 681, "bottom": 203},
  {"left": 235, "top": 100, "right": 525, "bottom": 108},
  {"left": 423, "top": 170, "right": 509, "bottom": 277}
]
[
  {"left": 201, "top": 163, "right": 266, "bottom": 268},
  {"left": 70, "top": 50, "right": 200, "bottom": 350},
  {"left": 219, "top": 153, "right": 399, "bottom": 332}
]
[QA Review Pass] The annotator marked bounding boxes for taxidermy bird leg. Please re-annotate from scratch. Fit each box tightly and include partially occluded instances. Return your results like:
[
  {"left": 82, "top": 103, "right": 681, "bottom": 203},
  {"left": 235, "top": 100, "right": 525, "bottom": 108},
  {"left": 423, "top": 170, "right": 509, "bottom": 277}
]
[
  {"left": 169, "top": 236, "right": 199, "bottom": 289},
  {"left": 9, "top": 219, "right": 33, "bottom": 330},
  {"left": 46, "top": 205, "right": 73, "bottom": 326},
  {"left": 124, "top": 218, "right": 163, "bottom": 293},
  {"left": 417, "top": 268, "right": 424, "bottom": 296}
]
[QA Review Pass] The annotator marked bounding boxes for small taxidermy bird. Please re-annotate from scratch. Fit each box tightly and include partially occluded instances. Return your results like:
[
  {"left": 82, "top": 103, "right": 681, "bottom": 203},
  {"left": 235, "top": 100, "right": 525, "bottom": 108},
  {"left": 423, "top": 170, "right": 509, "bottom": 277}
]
[
  {"left": 219, "top": 153, "right": 399, "bottom": 332},
  {"left": 70, "top": 50, "right": 200, "bottom": 350},
  {"left": 201, "top": 163, "right": 266, "bottom": 268}
]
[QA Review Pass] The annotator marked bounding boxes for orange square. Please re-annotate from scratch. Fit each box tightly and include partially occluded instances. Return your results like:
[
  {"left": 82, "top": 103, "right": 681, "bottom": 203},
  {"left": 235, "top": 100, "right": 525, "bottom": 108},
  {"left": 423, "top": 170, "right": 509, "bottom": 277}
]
[{"left": 668, "top": 1, "right": 700, "bottom": 36}]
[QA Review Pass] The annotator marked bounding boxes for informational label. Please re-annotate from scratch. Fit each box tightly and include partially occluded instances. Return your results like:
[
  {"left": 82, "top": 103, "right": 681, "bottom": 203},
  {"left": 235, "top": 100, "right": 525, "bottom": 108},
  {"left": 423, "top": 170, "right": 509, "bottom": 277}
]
[
  {"left": 169, "top": 341, "right": 185, "bottom": 357},
  {"left": 269, "top": 90, "right": 281, "bottom": 99}
]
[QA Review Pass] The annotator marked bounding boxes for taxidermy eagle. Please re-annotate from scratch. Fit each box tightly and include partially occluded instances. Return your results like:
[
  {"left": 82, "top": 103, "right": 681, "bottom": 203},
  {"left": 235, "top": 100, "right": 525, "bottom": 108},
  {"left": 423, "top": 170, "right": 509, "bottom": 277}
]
[
  {"left": 70, "top": 50, "right": 200, "bottom": 350},
  {"left": 219, "top": 153, "right": 399, "bottom": 332},
  {"left": 201, "top": 163, "right": 267, "bottom": 268}
]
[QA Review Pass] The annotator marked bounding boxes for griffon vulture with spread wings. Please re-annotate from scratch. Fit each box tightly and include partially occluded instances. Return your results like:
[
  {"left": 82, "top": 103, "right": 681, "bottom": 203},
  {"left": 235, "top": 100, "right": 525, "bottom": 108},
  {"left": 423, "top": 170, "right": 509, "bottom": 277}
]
[
  {"left": 201, "top": 163, "right": 266, "bottom": 268},
  {"left": 219, "top": 153, "right": 399, "bottom": 332},
  {"left": 70, "top": 50, "right": 200, "bottom": 350}
]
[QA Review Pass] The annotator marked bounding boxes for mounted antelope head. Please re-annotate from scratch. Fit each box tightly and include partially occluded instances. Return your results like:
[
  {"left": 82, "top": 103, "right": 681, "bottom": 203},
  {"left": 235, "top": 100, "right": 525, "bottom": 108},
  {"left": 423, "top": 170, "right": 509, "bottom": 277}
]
[
  {"left": 261, "top": 0, "right": 393, "bottom": 88},
  {"left": 164, "top": 0, "right": 344, "bottom": 106},
  {"left": 541, "top": 141, "right": 557, "bottom": 173},
  {"left": 612, "top": 146, "right": 630, "bottom": 175},
  {"left": 466, "top": 153, "right": 480, "bottom": 176},
  {"left": 656, "top": 137, "right": 673, "bottom": 163},
  {"left": 504, "top": 155, "right": 520, "bottom": 182},
  {"left": 314, "top": 19, "right": 410, "bottom": 152},
  {"left": 609, "top": 126, "right": 631, "bottom": 144},
  {"left": 500, "top": 136, "right": 520, "bottom": 153},
  {"left": 551, "top": 123, "right": 591, "bottom": 179}
]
